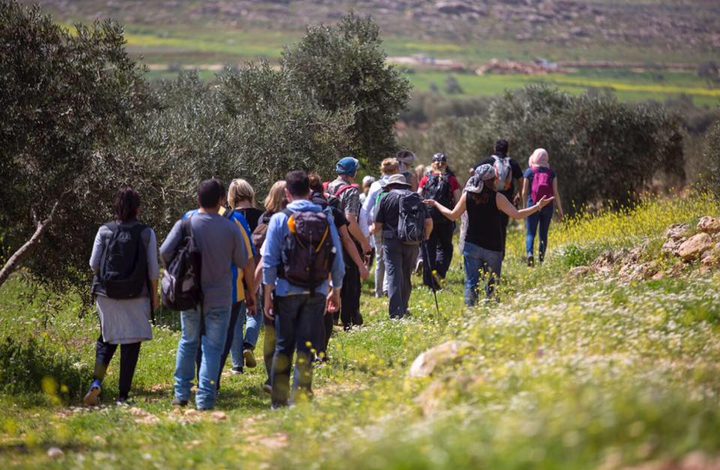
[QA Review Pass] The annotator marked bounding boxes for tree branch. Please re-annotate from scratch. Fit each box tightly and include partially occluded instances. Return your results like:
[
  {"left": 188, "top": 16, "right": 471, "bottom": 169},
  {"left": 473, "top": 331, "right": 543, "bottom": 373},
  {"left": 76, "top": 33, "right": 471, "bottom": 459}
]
[{"left": 0, "top": 201, "right": 61, "bottom": 289}]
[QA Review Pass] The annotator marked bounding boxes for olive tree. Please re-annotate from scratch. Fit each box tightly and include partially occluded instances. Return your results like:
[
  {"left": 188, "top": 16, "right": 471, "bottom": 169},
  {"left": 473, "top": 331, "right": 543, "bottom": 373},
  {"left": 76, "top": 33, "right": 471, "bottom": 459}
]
[
  {"left": 0, "top": 1, "right": 149, "bottom": 289},
  {"left": 282, "top": 13, "right": 411, "bottom": 166}
]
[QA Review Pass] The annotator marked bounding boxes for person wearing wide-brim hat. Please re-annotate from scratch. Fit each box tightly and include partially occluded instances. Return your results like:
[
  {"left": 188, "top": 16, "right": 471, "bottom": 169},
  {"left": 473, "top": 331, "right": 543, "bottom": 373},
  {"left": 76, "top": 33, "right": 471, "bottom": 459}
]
[
  {"left": 374, "top": 174, "right": 433, "bottom": 319},
  {"left": 425, "top": 164, "right": 553, "bottom": 306}
]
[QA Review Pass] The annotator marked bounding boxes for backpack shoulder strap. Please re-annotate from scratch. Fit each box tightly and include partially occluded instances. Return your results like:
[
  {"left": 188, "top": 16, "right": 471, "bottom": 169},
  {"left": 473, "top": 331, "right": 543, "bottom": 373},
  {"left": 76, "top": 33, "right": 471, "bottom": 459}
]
[
  {"left": 105, "top": 221, "right": 118, "bottom": 233},
  {"left": 334, "top": 183, "right": 359, "bottom": 198}
]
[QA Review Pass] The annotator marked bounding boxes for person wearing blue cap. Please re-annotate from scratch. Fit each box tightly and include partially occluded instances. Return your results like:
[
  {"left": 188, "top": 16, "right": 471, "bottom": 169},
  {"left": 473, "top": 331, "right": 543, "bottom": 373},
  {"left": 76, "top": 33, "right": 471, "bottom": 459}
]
[{"left": 327, "top": 156, "right": 371, "bottom": 329}]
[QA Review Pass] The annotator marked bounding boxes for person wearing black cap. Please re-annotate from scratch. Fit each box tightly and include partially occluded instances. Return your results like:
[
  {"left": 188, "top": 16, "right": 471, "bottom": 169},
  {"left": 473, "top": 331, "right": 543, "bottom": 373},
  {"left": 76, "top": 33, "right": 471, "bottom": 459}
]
[
  {"left": 480, "top": 140, "right": 523, "bottom": 256},
  {"left": 418, "top": 153, "right": 461, "bottom": 289},
  {"left": 374, "top": 174, "right": 433, "bottom": 319}
]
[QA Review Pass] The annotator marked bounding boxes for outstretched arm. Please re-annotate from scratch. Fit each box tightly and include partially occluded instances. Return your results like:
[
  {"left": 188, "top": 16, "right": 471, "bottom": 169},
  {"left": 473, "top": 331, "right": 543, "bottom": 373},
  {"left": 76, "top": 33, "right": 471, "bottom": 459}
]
[
  {"left": 496, "top": 192, "right": 553, "bottom": 220},
  {"left": 424, "top": 192, "right": 467, "bottom": 222}
]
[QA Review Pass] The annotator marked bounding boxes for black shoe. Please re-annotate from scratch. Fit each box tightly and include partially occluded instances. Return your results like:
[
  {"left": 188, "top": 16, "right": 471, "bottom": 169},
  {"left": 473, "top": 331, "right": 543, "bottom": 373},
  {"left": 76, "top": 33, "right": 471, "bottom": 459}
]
[
  {"left": 539, "top": 253, "right": 545, "bottom": 264},
  {"left": 527, "top": 255, "right": 535, "bottom": 267},
  {"left": 231, "top": 366, "right": 244, "bottom": 375},
  {"left": 172, "top": 398, "right": 189, "bottom": 407}
]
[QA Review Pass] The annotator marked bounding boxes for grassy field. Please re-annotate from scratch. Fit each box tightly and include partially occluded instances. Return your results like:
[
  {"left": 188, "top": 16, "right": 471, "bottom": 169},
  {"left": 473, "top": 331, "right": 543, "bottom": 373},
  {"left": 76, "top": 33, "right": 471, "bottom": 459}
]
[{"left": 1, "top": 194, "right": 720, "bottom": 468}]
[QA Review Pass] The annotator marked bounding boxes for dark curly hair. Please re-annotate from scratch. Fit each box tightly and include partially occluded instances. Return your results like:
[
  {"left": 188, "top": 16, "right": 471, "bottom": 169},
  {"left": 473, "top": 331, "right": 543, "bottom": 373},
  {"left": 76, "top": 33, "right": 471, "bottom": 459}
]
[{"left": 113, "top": 187, "right": 141, "bottom": 223}]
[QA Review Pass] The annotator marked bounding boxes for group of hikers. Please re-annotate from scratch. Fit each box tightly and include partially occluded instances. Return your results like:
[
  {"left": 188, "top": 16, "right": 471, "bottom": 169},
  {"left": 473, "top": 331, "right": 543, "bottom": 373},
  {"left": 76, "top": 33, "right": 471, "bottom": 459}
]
[{"left": 85, "top": 139, "right": 562, "bottom": 410}]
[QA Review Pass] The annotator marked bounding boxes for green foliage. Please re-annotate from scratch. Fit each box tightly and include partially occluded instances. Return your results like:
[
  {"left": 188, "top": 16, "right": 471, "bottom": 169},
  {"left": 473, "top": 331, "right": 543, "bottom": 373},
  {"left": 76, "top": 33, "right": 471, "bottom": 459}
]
[
  {"left": 699, "top": 120, "right": 720, "bottom": 196},
  {"left": 282, "top": 13, "right": 411, "bottom": 166},
  {"left": 403, "top": 85, "right": 685, "bottom": 210},
  {"left": 0, "top": 1, "right": 150, "bottom": 288},
  {"left": 0, "top": 337, "right": 89, "bottom": 401}
]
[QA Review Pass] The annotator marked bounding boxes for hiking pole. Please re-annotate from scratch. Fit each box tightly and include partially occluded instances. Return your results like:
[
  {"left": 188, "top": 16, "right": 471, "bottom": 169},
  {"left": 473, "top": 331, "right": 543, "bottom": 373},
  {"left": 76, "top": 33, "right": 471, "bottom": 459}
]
[{"left": 421, "top": 241, "right": 440, "bottom": 315}]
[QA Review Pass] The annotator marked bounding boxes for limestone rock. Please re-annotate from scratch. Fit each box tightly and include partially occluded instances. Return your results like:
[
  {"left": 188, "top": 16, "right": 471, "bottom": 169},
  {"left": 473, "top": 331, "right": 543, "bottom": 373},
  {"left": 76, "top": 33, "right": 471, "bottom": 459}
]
[
  {"left": 568, "top": 266, "right": 592, "bottom": 279},
  {"left": 666, "top": 223, "right": 690, "bottom": 241},
  {"left": 47, "top": 447, "right": 64, "bottom": 460},
  {"left": 698, "top": 216, "right": 720, "bottom": 234},
  {"left": 677, "top": 233, "right": 714, "bottom": 261},
  {"left": 409, "top": 340, "right": 475, "bottom": 378}
]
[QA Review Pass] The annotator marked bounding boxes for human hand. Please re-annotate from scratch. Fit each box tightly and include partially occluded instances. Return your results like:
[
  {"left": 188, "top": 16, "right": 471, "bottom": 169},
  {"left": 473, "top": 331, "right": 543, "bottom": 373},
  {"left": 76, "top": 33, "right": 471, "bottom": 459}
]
[
  {"left": 359, "top": 264, "right": 370, "bottom": 281},
  {"left": 537, "top": 196, "right": 554, "bottom": 208},
  {"left": 263, "top": 289, "right": 274, "bottom": 321},
  {"left": 422, "top": 199, "right": 437, "bottom": 207},
  {"left": 326, "top": 289, "right": 341, "bottom": 314},
  {"left": 246, "top": 294, "right": 257, "bottom": 316},
  {"left": 513, "top": 193, "right": 521, "bottom": 207}
]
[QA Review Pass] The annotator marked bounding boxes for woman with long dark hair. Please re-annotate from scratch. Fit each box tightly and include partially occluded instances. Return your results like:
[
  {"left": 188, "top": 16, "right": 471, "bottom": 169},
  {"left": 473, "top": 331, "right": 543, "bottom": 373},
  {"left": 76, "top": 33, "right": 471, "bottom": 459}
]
[{"left": 85, "top": 187, "right": 159, "bottom": 405}]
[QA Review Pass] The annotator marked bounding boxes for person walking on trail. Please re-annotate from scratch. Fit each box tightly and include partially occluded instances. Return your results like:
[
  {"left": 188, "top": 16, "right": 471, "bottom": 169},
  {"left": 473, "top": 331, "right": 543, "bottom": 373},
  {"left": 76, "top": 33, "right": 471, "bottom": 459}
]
[
  {"left": 521, "top": 148, "right": 565, "bottom": 266},
  {"left": 479, "top": 139, "right": 523, "bottom": 256},
  {"left": 161, "top": 179, "right": 250, "bottom": 411},
  {"left": 252, "top": 181, "right": 288, "bottom": 394},
  {"left": 418, "top": 153, "right": 461, "bottom": 289},
  {"left": 191, "top": 182, "right": 257, "bottom": 388},
  {"left": 263, "top": 171, "right": 345, "bottom": 408},
  {"left": 226, "top": 179, "right": 264, "bottom": 373},
  {"left": 327, "top": 156, "right": 371, "bottom": 330},
  {"left": 362, "top": 158, "right": 401, "bottom": 298},
  {"left": 425, "top": 164, "right": 553, "bottom": 306},
  {"left": 374, "top": 174, "right": 433, "bottom": 319},
  {"left": 309, "top": 173, "right": 367, "bottom": 361},
  {"left": 85, "top": 187, "right": 159, "bottom": 406}
]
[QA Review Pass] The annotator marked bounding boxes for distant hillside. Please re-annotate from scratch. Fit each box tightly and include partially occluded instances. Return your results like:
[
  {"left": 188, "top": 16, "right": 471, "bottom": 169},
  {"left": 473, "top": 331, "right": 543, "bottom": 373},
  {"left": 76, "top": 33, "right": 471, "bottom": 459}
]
[{"left": 26, "top": 0, "right": 720, "bottom": 60}]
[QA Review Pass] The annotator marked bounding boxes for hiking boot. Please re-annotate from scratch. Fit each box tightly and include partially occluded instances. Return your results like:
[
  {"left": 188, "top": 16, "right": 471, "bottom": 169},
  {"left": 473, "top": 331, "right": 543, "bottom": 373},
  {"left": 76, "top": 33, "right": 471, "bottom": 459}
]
[
  {"left": 171, "top": 398, "right": 189, "bottom": 407},
  {"left": 243, "top": 349, "right": 257, "bottom": 368},
  {"left": 83, "top": 381, "right": 102, "bottom": 407},
  {"left": 527, "top": 255, "right": 535, "bottom": 267},
  {"left": 231, "top": 366, "right": 244, "bottom": 375}
]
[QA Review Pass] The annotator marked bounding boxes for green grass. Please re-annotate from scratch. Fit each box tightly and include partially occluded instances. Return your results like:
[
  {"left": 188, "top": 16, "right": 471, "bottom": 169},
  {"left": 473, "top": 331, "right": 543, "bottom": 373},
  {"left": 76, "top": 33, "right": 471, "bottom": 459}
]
[
  {"left": 1, "top": 194, "right": 720, "bottom": 468},
  {"left": 406, "top": 70, "right": 720, "bottom": 106}
]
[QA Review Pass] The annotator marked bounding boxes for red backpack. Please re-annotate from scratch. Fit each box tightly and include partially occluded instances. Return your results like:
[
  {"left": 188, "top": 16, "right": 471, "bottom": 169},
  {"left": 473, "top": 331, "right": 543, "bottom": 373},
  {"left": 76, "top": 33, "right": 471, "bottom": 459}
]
[{"left": 530, "top": 168, "right": 555, "bottom": 203}]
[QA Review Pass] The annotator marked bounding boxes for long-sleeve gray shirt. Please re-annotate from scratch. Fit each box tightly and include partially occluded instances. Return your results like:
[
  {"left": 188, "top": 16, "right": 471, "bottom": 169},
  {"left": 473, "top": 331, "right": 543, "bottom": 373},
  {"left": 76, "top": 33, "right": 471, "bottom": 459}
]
[{"left": 160, "top": 211, "right": 249, "bottom": 311}]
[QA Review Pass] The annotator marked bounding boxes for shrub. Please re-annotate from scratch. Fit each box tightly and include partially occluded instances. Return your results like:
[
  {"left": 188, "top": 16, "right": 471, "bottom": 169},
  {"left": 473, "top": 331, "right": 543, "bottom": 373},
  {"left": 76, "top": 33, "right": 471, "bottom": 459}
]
[{"left": 0, "top": 337, "right": 90, "bottom": 402}]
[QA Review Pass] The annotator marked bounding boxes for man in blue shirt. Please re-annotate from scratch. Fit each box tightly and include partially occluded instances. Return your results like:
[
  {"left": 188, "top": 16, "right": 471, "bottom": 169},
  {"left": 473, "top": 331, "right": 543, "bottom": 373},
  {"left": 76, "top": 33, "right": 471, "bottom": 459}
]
[{"left": 263, "top": 170, "right": 345, "bottom": 408}]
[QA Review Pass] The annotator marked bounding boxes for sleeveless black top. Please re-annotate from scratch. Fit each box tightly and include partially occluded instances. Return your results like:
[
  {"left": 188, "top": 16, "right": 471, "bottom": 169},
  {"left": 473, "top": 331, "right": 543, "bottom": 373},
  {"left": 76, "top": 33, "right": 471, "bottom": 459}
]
[{"left": 466, "top": 188, "right": 503, "bottom": 252}]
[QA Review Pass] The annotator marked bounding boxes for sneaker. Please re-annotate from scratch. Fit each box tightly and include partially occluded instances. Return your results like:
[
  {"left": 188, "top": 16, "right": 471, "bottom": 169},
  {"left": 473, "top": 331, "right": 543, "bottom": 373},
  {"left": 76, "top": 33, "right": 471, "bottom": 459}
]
[
  {"left": 243, "top": 349, "right": 257, "bottom": 368},
  {"left": 172, "top": 398, "right": 189, "bottom": 407},
  {"left": 539, "top": 253, "right": 545, "bottom": 264},
  {"left": 83, "top": 380, "right": 102, "bottom": 407},
  {"left": 231, "top": 367, "right": 244, "bottom": 375},
  {"left": 527, "top": 255, "right": 535, "bottom": 267}
]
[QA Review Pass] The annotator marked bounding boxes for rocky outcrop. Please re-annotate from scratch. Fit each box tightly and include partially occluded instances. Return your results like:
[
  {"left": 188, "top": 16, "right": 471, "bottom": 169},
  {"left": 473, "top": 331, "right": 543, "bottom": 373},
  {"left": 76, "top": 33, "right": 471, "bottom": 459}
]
[{"left": 567, "top": 216, "right": 720, "bottom": 282}]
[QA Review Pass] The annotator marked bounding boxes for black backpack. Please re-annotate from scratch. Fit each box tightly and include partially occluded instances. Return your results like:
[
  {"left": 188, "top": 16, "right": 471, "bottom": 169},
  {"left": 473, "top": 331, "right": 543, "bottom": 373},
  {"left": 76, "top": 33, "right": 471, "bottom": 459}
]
[
  {"left": 424, "top": 172, "right": 454, "bottom": 222},
  {"left": 92, "top": 222, "right": 149, "bottom": 299},
  {"left": 396, "top": 190, "right": 426, "bottom": 245},
  {"left": 279, "top": 208, "right": 335, "bottom": 293},
  {"left": 161, "top": 218, "right": 202, "bottom": 311}
]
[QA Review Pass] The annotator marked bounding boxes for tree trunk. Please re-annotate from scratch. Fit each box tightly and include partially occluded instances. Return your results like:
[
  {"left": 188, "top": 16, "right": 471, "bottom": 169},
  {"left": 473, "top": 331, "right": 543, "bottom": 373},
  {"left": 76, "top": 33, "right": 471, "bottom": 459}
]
[{"left": 0, "top": 201, "right": 60, "bottom": 289}]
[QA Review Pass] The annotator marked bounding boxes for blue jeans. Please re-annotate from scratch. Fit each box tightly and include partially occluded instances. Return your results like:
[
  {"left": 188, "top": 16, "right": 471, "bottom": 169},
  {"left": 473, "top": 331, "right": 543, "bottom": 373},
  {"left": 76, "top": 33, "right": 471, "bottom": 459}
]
[
  {"left": 526, "top": 203, "right": 554, "bottom": 259},
  {"left": 463, "top": 241, "right": 503, "bottom": 306},
  {"left": 271, "top": 293, "right": 325, "bottom": 407},
  {"left": 174, "top": 305, "right": 231, "bottom": 410}
]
